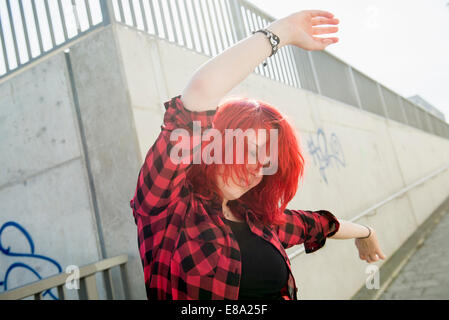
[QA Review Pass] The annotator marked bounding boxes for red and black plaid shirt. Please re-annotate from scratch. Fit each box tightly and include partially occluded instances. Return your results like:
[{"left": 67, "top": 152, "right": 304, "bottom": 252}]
[{"left": 130, "top": 95, "right": 340, "bottom": 300}]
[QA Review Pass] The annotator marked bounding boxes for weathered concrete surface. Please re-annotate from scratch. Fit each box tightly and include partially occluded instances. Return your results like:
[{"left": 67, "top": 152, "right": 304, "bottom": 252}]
[
  {"left": 1, "top": 22, "right": 448, "bottom": 300},
  {"left": 0, "top": 53, "right": 102, "bottom": 299},
  {"left": 116, "top": 25, "right": 449, "bottom": 299},
  {"left": 68, "top": 25, "right": 144, "bottom": 299},
  {"left": 379, "top": 208, "right": 449, "bottom": 300},
  {"left": 0, "top": 25, "right": 145, "bottom": 300}
]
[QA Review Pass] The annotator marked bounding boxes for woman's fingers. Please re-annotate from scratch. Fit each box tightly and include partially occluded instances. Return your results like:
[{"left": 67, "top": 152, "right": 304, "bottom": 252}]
[
  {"left": 369, "top": 254, "right": 379, "bottom": 262},
  {"left": 312, "top": 26, "right": 339, "bottom": 35},
  {"left": 360, "top": 252, "right": 386, "bottom": 263},
  {"left": 311, "top": 17, "right": 339, "bottom": 26},
  {"left": 312, "top": 37, "right": 339, "bottom": 48},
  {"left": 306, "top": 10, "right": 335, "bottom": 18},
  {"left": 312, "top": 37, "right": 339, "bottom": 42}
]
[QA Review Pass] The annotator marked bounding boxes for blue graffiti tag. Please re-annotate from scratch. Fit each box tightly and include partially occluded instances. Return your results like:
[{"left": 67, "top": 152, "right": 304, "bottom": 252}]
[
  {"left": 306, "top": 128, "right": 346, "bottom": 184},
  {"left": 0, "top": 221, "right": 62, "bottom": 299}
]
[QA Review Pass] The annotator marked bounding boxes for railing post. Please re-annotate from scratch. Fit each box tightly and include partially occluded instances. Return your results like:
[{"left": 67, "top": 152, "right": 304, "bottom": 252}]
[
  {"left": 307, "top": 51, "right": 322, "bottom": 95},
  {"left": 120, "top": 264, "right": 130, "bottom": 300},
  {"left": 100, "top": 0, "right": 115, "bottom": 26},
  {"left": 57, "top": 285, "right": 65, "bottom": 300},
  {"left": 398, "top": 97, "right": 410, "bottom": 125},
  {"left": 103, "top": 269, "right": 116, "bottom": 299},
  {"left": 377, "top": 83, "right": 389, "bottom": 119},
  {"left": 348, "top": 65, "right": 363, "bottom": 110},
  {"left": 228, "top": 0, "right": 246, "bottom": 41},
  {"left": 79, "top": 275, "right": 99, "bottom": 300}
]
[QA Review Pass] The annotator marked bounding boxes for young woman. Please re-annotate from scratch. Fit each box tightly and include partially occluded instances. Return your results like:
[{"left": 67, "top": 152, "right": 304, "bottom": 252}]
[{"left": 130, "top": 10, "right": 386, "bottom": 300}]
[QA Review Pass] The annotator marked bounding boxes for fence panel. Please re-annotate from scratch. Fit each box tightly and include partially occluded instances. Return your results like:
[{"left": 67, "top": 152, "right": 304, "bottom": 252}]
[
  {"left": 380, "top": 85, "right": 407, "bottom": 124},
  {"left": 415, "top": 106, "right": 432, "bottom": 134},
  {"left": 310, "top": 50, "right": 359, "bottom": 107},
  {"left": 0, "top": 0, "right": 106, "bottom": 79},
  {"left": 352, "top": 68, "right": 385, "bottom": 117}
]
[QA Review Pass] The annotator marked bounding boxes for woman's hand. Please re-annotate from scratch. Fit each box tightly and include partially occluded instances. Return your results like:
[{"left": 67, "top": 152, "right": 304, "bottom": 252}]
[
  {"left": 354, "top": 228, "right": 387, "bottom": 263},
  {"left": 274, "top": 10, "right": 340, "bottom": 51}
]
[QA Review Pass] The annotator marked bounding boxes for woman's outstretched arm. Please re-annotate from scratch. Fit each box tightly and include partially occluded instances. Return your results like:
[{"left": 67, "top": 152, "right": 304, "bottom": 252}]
[
  {"left": 329, "top": 219, "right": 373, "bottom": 239},
  {"left": 329, "top": 219, "right": 387, "bottom": 263},
  {"left": 181, "top": 10, "right": 340, "bottom": 112}
]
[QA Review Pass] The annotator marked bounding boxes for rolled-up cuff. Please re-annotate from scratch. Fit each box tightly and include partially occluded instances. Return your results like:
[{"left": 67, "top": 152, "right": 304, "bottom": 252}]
[
  {"left": 304, "top": 210, "right": 340, "bottom": 254},
  {"left": 163, "top": 95, "right": 218, "bottom": 132}
]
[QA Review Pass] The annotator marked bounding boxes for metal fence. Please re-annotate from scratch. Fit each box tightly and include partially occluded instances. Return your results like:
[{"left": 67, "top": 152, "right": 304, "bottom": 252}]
[
  {"left": 1, "top": 0, "right": 448, "bottom": 140},
  {"left": 0, "top": 0, "right": 109, "bottom": 79}
]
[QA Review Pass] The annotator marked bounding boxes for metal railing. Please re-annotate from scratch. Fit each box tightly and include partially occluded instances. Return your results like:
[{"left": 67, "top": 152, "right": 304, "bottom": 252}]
[
  {"left": 287, "top": 163, "right": 449, "bottom": 260},
  {"left": 1, "top": 0, "right": 448, "bottom": 140},
  {"left": 110, "top": 0, "right": 449, "bottom": 140},
  {"left": 0, "top": 254, "right": 129, "bottom": 300},
  {"left": 0, "top": 0, "right": 109, "bottom": 80}
]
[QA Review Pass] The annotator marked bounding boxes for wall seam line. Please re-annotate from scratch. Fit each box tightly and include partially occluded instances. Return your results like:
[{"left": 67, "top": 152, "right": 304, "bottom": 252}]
[{"left": 64, "top": 51, "right": 107, "bottom": 260}]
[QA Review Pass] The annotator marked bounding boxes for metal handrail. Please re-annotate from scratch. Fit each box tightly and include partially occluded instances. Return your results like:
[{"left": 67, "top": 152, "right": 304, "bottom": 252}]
[
  {"left": 288, "top": 163, "right": 449, "bottom": 260},
  {"left": 0, "top": 254, "right": 128, "bottom": 300}
]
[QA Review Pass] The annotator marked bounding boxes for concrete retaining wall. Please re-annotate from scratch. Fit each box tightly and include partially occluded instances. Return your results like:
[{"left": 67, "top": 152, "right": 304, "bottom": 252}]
[
  {"left": 1, "top": 23, "right": 448, "bottom": 300},
  {"left": 115, "top": 25, "right": 449, "bottom": 299}
]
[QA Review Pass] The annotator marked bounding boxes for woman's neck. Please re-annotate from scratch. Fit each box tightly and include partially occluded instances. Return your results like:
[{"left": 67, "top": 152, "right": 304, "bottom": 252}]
[{"left": 222, "top": 201, "right": 245, "bottom": 222}]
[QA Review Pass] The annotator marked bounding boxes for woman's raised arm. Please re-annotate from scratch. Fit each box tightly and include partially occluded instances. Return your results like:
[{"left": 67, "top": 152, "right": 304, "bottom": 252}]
[{"left": 181, "top": 10, "right": 339, "bottom": 112}]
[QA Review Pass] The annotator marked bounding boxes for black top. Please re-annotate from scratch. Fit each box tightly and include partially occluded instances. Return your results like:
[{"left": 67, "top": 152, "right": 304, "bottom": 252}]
[{"left": 224, "top": 218, "right": 289, "bottom": 300}]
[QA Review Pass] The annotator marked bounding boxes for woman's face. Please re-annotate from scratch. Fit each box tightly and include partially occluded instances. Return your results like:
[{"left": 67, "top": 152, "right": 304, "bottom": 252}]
[{"left": 215, "top": 133, "right": 269, "bottom": 201}]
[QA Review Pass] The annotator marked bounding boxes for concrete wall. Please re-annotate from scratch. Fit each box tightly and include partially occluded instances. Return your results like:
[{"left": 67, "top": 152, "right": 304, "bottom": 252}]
[
  {"left": 1, "top": 22, "right": 448, "bottom": 300},
  {"left": 0, "top": 26, "right": 145, "bottom": 299},
  {"left": 66, "top": 26, "right": 145, "bottom": 299},
  {"left": 0, "top": 51, "right": 103, "bottom": 299},
  {"left": 115, "top": 24, "right": 449, "bottom": 300}
]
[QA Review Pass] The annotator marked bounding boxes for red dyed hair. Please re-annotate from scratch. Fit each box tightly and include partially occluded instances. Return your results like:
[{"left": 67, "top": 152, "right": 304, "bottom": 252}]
[{"left": 186, "top": 97, "right": 305, "bottom": 226}]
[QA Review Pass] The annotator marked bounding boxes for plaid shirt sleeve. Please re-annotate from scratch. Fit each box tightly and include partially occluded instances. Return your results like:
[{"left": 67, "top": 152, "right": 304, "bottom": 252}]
[
  {"left": 274, "top": 209, "right": 340, "bottom": 253},
  {"left": 130, "top": 95, "right": 218, "bottom": 219},
  {"left": 129, "top": 95, "right": 218, "bottom": 299}
]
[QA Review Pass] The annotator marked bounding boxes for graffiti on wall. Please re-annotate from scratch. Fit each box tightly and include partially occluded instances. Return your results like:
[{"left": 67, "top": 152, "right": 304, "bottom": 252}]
[
  {"left": 306, "top": 128, "right": 346, "bottom": 184},
  {"left": 0, "top": 221, "right": 62, "bottom": 299}
]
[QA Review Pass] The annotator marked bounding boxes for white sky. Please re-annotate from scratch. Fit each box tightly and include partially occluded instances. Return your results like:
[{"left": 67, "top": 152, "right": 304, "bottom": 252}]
[{"left": 249, "top": 0, "right": 449, "bottom": 123}]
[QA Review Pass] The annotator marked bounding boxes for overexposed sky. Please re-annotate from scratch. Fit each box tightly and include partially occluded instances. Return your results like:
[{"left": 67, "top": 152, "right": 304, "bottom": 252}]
[{"left": 249, "top": 0, "right": 449, "bottom": 123}]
